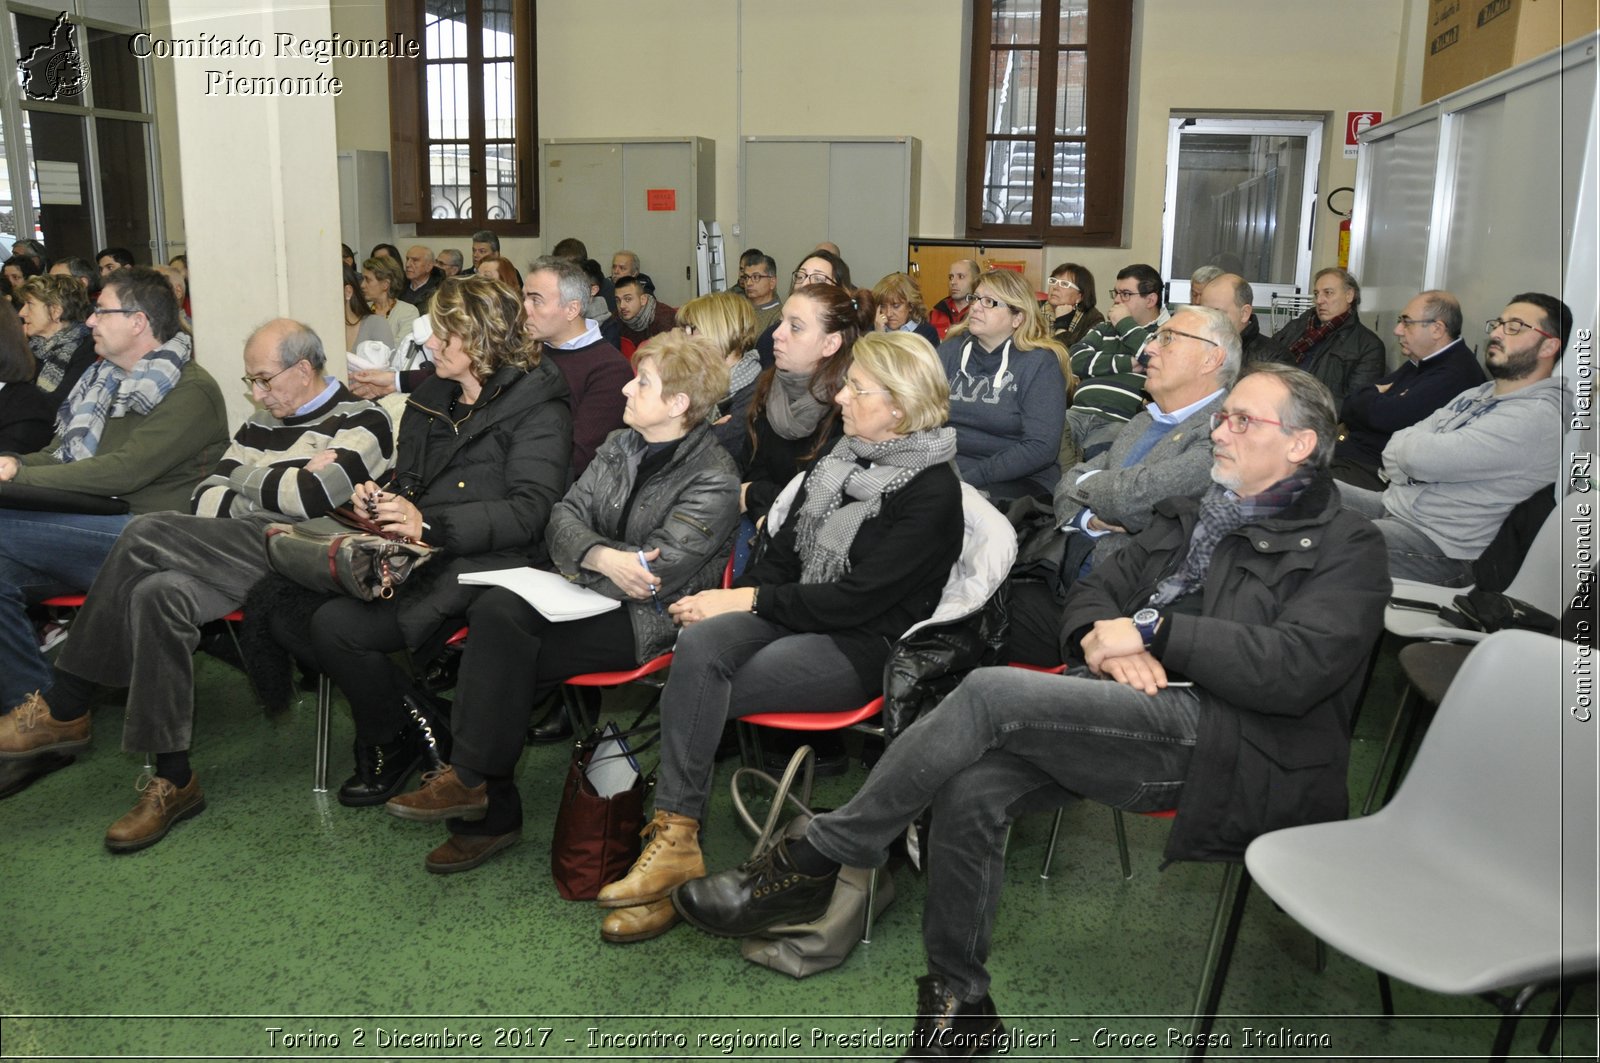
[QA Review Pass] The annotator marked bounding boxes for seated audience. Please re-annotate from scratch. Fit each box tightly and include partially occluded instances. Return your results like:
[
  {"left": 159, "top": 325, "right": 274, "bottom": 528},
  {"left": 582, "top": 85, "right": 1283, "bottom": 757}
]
[
  {"left": 755, "top": 250, "right": 853, "bottom": 366},
  {"left": 939, "top": 268, "right": 1069, "bottom": 501},
  {"left": 96, "top": 247, "right": 135, "bottom": 277},
  {"left": 49, "top": 257, "right": 97, "bottom": 293},
  {"left": 1187, "top": 264, "right": 1224, "bottom": 303},
  {"left": 437, "top": 249, "right": 465, "bottom": 278},
  {"left": 370, "top": 242, "right": 402, "bottom": 263},
  {"left": 473, "top": 255, "right": 522, "bottom": 291},
  {"left": 677, "top": 291, "right": 761, "bottom": 463},
  {"left": 930, "top": 258, "right": 978, "bottom": 339},
  {"left": 1331, "top": 289, "right": 1484, "bottom": 490},
  {"left": 16, "top": 274, "right": 97, "bottom": 398},
  {"left": 741, "top": 281, "right": 870, "bottom": 523},
  {"left": 0, "top": 321, "right": 393, "bottom": 843},
  {"left": 400, "top": 245, "right": 444, "bottom": 309},
  {"left": 3, "top": 254, "right": 42, "bottom": 308},
  {"left": 468, "top": 229, "right": 500, "bottom": 275},
  {"left": 1045, "top": 262, "right": 1104, "bottom": 349},
  {"left": 737, "top": 251, "right": 782, "bottom": 335},
  {"left": 1272, "top": 266, "right": 1385, "bottom": 403},
  {"left": 384, "top": 332, "right": 739, "bottom": 874},
  {"left": 153, "top": 265, "right": 190, "bottom": 329},
  {"left": 1068, "top": 263, "right": 1168, "bottom": 455},
  {"left": 872, "top": 272, "right": 941, "bottom": 348},
  {"left": 343, "top": 265, "right": 395, "bottom": 353},
  {"left": 552, "top": 237, "right": 617, "bottom": 316},
  {"left": 11, "top": 239, "right": 48, "bottom": 271},
  {"left": 1009, "top": 305, "right": 1238, "bottom": 667},
  {"left": 612, "top": 249, "right": 640, "bottom": 280},
  {"left": 0, "top": 306, "right": 55, "bottom": 453},
  {"left": 1197, "top": 273, "right": 1283, "bottom": 366},
  {"left": 341, "top": 244, "right": 356, "bottom": 271},
  {"left": 361, "top": 255, "right": 420, "bottom": 346},
  {"left": 615, "top": 273, "right": 677, "bottom": 356},
  {"left": 1339, "top": 293, "right": 1570, "bottom": 586},
  {"left": 671, "top": 364, "right": 1388, "bottom": 1055},
  {"left": 266, "top": 277, "right": 573, "bottom": 810},
  {"left": 523, "top": 254, "right": 632, "bottom": 476},
  {"left": 0, "top": 268, "right": 229, "bottom": 716},
  {"left": 597, "top": 331, "right": 965, "bottom": 943}
]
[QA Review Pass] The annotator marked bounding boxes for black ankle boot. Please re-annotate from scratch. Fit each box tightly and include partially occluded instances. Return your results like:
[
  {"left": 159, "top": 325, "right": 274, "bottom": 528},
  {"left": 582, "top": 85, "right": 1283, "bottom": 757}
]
[
  {"left": 405, "top": 691, "right": 453, "bottom": 768},
  {"left": 338, "top": 734, "right": 423, "bottom": 807},
  {"left": 525, "top": 696, "right": 573, "bottom": 744}
]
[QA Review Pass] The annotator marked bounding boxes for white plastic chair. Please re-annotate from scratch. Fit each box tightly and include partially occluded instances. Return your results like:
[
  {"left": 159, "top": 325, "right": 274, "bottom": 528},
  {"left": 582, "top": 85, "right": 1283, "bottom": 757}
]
[{"left": 1247, "top": 631, "right": 1596, "bottom": 1061}]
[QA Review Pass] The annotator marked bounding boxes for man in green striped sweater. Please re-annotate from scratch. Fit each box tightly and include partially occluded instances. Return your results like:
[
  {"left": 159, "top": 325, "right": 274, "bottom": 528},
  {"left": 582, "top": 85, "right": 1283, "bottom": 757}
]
[
  {"left": 0, "top": 319, "right": 394, "bottom": 850},
  {"left": 1066, "top": 263, "right": 1170, "bottom": 458}
]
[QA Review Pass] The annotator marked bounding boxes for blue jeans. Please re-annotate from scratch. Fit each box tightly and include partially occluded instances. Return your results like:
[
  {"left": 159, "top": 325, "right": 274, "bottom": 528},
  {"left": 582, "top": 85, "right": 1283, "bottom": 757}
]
[
  {"left": 1338, "top": 484, "right": 1473, "bottom": 587},
  {"left": 806, "top": 665, "right": 1205, "bottom": 1001},
  {"left": 0, "top": 510, "right": 134, "bottom": 707}
]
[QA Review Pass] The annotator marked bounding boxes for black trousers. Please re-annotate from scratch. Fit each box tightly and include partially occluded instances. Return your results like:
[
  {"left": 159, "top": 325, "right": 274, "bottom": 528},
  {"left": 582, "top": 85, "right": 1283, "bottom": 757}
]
[{"left": 1004, "top": 579, "right": 1066, "bottom": 669}]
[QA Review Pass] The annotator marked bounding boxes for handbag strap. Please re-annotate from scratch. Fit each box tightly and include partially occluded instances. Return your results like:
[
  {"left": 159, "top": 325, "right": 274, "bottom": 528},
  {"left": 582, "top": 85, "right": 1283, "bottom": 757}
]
[{"left": 730, "top": 744, "right": 816, "bottom": 859}]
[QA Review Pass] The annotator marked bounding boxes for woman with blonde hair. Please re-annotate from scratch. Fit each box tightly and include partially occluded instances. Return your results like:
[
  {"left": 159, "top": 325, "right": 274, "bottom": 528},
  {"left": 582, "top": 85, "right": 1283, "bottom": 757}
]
[
  {"left": 939, "top": 268, "right": 1071, "bottom": 500},
  {"left": 677, "top": 290, "right": 760, "bottom": 461},
  {"left": 597, "top": 330, "right": 963, "bottom": 942},
  {"left": 360, "top": 255, "right": 419, "bottom": 342},
  {"left": 872, "top": 272, "right": 941, "bottom": 348}
]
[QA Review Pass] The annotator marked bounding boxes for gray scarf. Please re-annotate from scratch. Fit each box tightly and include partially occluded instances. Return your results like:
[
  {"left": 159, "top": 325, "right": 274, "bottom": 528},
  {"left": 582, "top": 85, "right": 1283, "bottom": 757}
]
[
  {"left": 793, "top": 427, "right": 959, "bottom": 583},
  {"left": 54, "top": 333, "right": 192, "bottom": 463},
  {"left": 621, "top": 294, "right": 658, "bottom": 333},
  {"left": 29, "top": 323, "right": 90, "bottom": 394},
  {"left": 763, "top": 368, "right": 829, "bottom": 440},
  {"left": 726, "top": 348, "right": 762, "bottom": 397}
]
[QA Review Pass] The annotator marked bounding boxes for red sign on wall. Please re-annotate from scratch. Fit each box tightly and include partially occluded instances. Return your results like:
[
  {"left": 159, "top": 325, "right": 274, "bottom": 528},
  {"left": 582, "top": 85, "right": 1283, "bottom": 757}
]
[
  {"left": 1344, "top": 111, "right": 1383, "bottom": 157},
  {"left": 646, "top": 188, "right": 677, "bottom": 211}
]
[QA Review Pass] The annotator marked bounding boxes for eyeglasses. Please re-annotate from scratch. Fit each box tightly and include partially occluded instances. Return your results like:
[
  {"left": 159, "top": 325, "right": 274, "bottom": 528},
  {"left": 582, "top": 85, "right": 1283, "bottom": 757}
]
[
  {"left": 1109, "top": 288, "right": 1143, "bottom": 302},
  {"left": 1210, "top": 410, "right": 1299, "bottom": 434},
  {"left": 1151, "top": 328, "right": 1218, "bottom": 349},
  {"left": 90, "top": 305, "right": 141, "bottom": 318},
  {"left": 842, "top": 378, "right": 892, "bottom": 399},
  {"left": 739, "top": 272, "right": 773, "bottom": 284},
  {"left": 1485, "top": 317, "right": 1557, "bottom": 340},
  {"left": 973, "top": 294, "right": 1016, "bottom": 311},
  {"left": 1396, "top": 315, "right": 1438, "bottom": 329},
  {"left": 1047, "top": 278, "right": 1080, "bottom": 292},
  {"left": 792, "top": 269, "right": 834, "bottom": 286},
  {"left": 241, "top": 359, "right": 308, "bottom": 393},
  {"left": 681, "top": 323, "right": 698, "bottom": 336}
]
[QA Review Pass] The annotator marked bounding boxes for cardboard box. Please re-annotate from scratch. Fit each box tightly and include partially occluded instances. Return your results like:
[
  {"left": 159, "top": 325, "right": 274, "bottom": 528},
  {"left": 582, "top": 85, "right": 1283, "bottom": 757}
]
[{"left": 1422, "top": 0, "right": 1597, "bottom": 101}]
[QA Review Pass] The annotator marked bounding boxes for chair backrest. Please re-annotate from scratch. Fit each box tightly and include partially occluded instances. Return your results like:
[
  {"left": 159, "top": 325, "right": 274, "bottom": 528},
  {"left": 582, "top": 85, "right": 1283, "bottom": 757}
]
[
  {"left": 1499, "top": 492, "right": 1572, "bottom": 614},
  {"left": 1382, "top": 631, "right": 1596, "bottom": 960}
]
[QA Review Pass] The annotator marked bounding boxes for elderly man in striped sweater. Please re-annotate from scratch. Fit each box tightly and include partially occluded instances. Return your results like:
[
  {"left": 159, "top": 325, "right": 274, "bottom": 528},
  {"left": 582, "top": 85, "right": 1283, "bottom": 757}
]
[{"left": 0, "top": 319, "right": 393, "bottom": 850}]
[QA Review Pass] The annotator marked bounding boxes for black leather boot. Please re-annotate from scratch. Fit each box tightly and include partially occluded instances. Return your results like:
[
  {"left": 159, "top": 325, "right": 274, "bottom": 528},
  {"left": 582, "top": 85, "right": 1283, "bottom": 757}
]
[
  {"left": 898, "top": 974, "right": 1005, "bottom": 1059},
  {"left": 525, "top": 694, "right": 574, "bottom": 744},
  {"left": 405, "top": 691, "right": 453, "bottom": 768},
  {"left": 338, "top": 734, "right": 423, "bottom": 807}
]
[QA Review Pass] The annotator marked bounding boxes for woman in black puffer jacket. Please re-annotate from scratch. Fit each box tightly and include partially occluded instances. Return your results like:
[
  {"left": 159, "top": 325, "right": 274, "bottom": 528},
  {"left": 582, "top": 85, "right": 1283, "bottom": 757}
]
[
  {"left": 273, "top": 276, "right": 573, "bottom": 813},
  {"left": 379, "top": 332, "right": 740, "bottom": 873}
]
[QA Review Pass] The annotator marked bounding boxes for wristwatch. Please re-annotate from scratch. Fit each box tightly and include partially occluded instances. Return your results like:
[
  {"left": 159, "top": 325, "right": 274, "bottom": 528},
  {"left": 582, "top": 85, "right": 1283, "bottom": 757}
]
[{"left": 1132, "top": 607, "right": 1163, "bottom": 648}]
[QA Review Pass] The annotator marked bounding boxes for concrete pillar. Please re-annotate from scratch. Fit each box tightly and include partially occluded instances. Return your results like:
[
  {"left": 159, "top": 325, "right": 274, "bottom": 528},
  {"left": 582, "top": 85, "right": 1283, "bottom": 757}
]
[{"left": 164, "top": 0, "right": 343, "bottom": 429}]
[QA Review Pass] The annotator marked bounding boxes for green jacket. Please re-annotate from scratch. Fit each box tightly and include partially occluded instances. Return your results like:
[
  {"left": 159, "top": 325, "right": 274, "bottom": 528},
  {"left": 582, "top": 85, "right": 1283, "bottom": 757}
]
[{"left": 13, "top": 360, "right": 230, "bottom": 514}]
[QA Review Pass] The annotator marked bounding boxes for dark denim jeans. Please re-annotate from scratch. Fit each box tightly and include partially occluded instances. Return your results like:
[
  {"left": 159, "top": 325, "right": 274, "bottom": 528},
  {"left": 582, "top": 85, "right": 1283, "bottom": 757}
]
[
  {"left": 0, "top": 509, "right": 134, "bottom": 707},
  {"left": 806, "top": 665, "right": 1205, "bottom": 1001},
  {"left": 1338, "top": 484, "right": 1473, "bottom": 586}
]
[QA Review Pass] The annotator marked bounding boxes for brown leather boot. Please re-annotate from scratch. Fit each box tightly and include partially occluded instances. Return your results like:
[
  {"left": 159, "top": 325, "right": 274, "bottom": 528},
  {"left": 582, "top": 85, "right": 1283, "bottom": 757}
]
[
  {"left": 0, "top": 691, "right": 90, "bottom": 760},
  {"left": 105, "top": 773, "right": 206, "bottom": 853},
  {"left": 595, "top": 809, "right": 704, "bottom": 909},
  {"left": 601, "top": 900, "right": 679, "bottom": 944}
]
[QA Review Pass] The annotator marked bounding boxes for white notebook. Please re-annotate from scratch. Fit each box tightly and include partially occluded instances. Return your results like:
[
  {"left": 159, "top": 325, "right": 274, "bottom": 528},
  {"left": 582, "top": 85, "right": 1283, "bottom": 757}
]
[{"left": 458, "top": 567, "right": 622, "bottom": 621}]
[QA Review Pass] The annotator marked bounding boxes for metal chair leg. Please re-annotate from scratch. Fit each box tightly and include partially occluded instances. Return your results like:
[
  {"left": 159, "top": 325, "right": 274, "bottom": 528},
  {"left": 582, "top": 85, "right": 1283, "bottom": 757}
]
[
  {"left": 314, "top": 675, "right": 332, "bottom": 793},
  {"left": 862, "top": 867, "right": 878, "bottom": 944},
  {"left": 1362, "top": 686, "right": 1416, "bottom": 815},
  {"left": 1537, "top": 979, "right": 1580, "bottom": 1055},
  {"left": 1113, "top": 808, "right": 1132, "bottom": 879},
  {"left": 1314, "top": 937, "right": 1328, "bottom": 974},
  {"left": 1377, "top": 971, "right": 1395, "bottom": 1015},
  {"left": 1040, "top": 808, "right": 1064, "bottom": 879},
  {"left": 1186, "top": 863, "right": 1252, "bottom": 1059}
]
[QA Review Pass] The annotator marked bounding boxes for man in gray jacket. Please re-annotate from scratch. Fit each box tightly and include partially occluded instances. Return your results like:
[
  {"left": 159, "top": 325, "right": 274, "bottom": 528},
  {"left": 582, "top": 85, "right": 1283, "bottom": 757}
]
[
  {"left": 1009, "top": 305, "right": 1237, "bottom": 666},
  {"left": 1339, "top": 292, "right": 1571, "bottom": 586}
]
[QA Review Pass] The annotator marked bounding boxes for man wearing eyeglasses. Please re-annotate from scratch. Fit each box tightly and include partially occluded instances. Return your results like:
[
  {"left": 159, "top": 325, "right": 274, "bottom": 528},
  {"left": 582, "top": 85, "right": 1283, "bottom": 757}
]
[
  {"left": 736, "top": 251, "right": 782, "bottom": 335},
  {"left": 0, "top": 318, "right": 395, "bottom": 845},
  {"left": 1337, "top": 292, "right": 1571, "bottom": 586},
  {"left": 1330, "top": 290, "right": 1484, "bottom": 491},
  {"left": 1068, "top": 263, "right": 1169, "bottom": 458},
  {"left": 673, "top": 363, "right": 1388, "bottom": 1053}
]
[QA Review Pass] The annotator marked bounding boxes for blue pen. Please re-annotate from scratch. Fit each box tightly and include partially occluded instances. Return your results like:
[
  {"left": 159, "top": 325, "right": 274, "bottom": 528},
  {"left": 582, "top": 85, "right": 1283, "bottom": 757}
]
[{"left": 637, "top": 550, "right": 664, "bottom": 614}]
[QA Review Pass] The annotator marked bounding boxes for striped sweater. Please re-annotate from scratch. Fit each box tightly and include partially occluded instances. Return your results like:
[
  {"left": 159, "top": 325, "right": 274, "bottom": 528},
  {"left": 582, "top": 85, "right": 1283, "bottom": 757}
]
[
  {"left": 1068, "top": 309, "right": 1169, "bottom": 425},
  {"left": 189, "top": 382, "right": 394, "bottom": 519}
]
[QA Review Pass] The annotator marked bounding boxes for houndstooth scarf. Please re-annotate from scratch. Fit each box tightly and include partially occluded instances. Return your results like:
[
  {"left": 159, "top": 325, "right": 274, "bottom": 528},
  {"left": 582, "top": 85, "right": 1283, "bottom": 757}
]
[
  {"left": 1148, "top": 468, "right": 1315, "bottom": 607},
  {"left": 53, "top": 333, "right": 192, "bottom": 463},
  {"left": 29, "top": 323, "right": 90, "bottom": 394},
  {"left": 793, "top": 427, "right": 958, "bottom": 584},
  {"left": 726, "top": 348, "right": 763, "bottom": 398}
]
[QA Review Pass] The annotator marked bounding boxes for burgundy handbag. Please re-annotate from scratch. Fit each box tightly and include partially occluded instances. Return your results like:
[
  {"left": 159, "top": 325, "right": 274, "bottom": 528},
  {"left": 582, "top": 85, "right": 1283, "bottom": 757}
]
[{"left": 550, "top": 716, "right": 658, "bottom": 901}]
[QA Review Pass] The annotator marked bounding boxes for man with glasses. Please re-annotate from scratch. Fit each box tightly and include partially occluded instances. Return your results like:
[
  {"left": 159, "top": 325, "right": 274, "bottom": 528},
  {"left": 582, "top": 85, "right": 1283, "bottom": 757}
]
[
  {"left": 1338, "top": 292, "right": 1571, "bottom": 586},
  {"left": 1068, "top": 263, "right": 1169, "bottom": 458},
  {"left": 1330, "top": 289, "right": 1484, "bottom": 491},
  {"left": 673, "top": 364, "right": 1387, "bottom": 1055},
  {"left": 1009, "top": 307, "right": 1240, "bottom": 667},
  {"left": 0, "top": 318, "right": 394, "bottom": 845},
  {"left": 736, "top": 251, "right": 782, "bottom": 334},
  {"left": 930, "top": 258, "right": 980, "bottom": 340},
  {"left": 0, "top": 268, "right": 228, "bottom": 785}
]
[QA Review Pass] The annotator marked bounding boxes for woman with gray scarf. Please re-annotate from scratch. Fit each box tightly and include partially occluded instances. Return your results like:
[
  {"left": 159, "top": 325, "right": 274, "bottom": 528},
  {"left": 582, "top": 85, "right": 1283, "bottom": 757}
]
[
  {"left": 15, "top": 274, "right": 97, "bottom": 399},
  {"left": 595, "top": 331, "right": 964, "bottom": 945}
]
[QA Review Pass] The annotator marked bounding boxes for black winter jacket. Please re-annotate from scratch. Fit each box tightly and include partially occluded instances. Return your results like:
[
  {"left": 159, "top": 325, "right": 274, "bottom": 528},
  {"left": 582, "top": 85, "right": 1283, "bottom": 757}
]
[
  {"left": 389, "top": 359, "right": 572, "bottom": 645},
  {"left": 1272, "top": 310, "right": 1386, "bottom": 404},
  {"left": 547, "top": 422, "right": 740, "bottom": 662},
  {"left": 1062, "top": 473, "right": 1389, "bottom": 862}
]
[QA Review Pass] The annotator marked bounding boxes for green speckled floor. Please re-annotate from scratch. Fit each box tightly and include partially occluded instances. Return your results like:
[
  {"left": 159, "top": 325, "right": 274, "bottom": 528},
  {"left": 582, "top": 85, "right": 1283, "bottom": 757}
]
[{"left": 1, "top": 639, "right": 1593, "bottom": 1061}]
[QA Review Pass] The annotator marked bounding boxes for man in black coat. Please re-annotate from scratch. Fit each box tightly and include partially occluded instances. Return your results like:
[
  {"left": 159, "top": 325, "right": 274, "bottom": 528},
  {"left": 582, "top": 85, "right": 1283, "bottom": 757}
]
[{"left": 672, "top": 363, "right": 1389, "bottom": 1057}]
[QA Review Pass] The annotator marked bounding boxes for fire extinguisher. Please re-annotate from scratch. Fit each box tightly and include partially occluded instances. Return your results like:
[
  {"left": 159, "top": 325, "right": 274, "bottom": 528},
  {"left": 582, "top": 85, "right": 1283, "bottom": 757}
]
[{"left": 1329, "top": 187, "right": 1354, "bottom": 270}]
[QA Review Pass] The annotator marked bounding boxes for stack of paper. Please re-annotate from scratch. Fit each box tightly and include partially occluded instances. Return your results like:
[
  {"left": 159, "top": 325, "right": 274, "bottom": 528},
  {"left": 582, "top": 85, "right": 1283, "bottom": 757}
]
[{"left": 458, "top": 567, "right": 622, "bottom": 621}]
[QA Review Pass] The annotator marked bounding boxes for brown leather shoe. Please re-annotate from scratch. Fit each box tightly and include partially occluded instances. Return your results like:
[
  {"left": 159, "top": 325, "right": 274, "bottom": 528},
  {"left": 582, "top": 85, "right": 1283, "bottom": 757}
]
[
  {"left": 595, "top": 810, "right": 704, "bottom": 909},
  {"left": 0, "top": 691, "right": 90, "bottom": 760},
  {"left": 105, "top": 773, "right": 206, "bottom": 853},
  {"left": 424, "top": 829, "right": 520, "bottom": 874},
  {"left": 601, "top": 900, "right": 680, "bottom": 944},
  {"left": 385, "top": 765, "right": 487, "bottom": 822}
]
